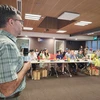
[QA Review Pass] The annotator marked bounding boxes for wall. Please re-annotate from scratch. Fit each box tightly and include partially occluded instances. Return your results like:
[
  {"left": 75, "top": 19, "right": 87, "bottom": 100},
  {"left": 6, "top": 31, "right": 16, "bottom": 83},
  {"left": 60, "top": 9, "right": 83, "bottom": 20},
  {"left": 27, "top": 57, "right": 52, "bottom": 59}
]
[
  {"left": 17, "top": 37, "right": 85, "bottom": 53},
  {"left": 16, "top": 38, "right": 29, "bottom": 50},
  {"left": 30, "top": 37, "right": 54, "bottom": 53},
  {"left": 29, "top": 38, "right": 85, "bottom": 52},
  {"left": 66, "top": 40, "right": 85, "bottom": 50}
]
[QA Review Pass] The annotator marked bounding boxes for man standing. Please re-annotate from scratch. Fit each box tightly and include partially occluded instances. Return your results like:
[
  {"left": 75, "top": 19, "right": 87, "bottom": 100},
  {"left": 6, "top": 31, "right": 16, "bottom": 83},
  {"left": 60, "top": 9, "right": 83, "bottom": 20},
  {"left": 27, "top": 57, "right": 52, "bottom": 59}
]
[{"left": 0, "top": 5, "right": 31, "bottom": 100}]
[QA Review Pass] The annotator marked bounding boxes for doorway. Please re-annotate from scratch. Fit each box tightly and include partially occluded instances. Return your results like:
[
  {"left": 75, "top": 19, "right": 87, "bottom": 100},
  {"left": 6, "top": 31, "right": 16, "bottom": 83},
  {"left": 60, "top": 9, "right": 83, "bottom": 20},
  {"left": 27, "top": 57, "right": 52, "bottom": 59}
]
[
  {"left": 16, "top": 38, "right": 30, "bottom": 51},
  {"left": 54, "top": 40, "right": 65, "bottom": 54}
]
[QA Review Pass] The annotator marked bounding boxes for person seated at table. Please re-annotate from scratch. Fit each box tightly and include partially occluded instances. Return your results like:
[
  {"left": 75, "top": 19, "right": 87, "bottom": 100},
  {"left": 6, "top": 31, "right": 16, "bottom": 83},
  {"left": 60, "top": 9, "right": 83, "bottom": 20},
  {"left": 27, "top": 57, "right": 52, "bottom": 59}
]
[
  {"left": 76, "top": 50, "right": 85, "bottom": 69},
  {"left": 91, "top": 50, "right": 97, "bottom": 60},
  {"left": 68, "top": 50, "right": 77, "bottom": 75},
  {"left": 37, "top": 50, "right": 47, "bottom": 68},
  {"left": 76, "top": 50, "right": 84, "bottom": 58},
  {"left": 65, "top": 49, "right": 71, "bottom": 59},
  {"left": 79, "top": 45, "right": 84, "bottom": 52},
  {"left": 92, "top": 53, "right": 100, "bottom": 68},
  {"left": 27, "top": 49, "right": 37, "bottom": 77},
  {"left": 41, "top": 49, "right": 51, "bottom": 73},
  {"left": 56, "top": 50, "right": 65, "bottom": 74},
  {"left": 84, "top": 46, "right": 88, "bottom": 56},
  {"left": 42, "top": 48, "right": 50, "bottom": 60},
  {"left": 96, "top": 49, "right": 100, "bottom": 58},
  {"left": 37, "top": 50, "right": 44, "bottom": 60},
  {"left": 35, "top": 48, "right": 39, "bottom": 56},
  {"left": 89, "top": 53, "right": 100, "bottom": 75},
  {"left": 28, "top": 49, "right": 37, "bottom": 61}
]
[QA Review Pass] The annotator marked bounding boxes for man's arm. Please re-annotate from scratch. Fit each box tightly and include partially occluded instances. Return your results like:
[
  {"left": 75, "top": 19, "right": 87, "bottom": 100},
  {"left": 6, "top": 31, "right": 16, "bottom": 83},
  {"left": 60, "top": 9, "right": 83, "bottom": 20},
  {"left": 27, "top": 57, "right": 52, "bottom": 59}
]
[{"left": 0, "top": 61, "right": 31, "bottom": 97}]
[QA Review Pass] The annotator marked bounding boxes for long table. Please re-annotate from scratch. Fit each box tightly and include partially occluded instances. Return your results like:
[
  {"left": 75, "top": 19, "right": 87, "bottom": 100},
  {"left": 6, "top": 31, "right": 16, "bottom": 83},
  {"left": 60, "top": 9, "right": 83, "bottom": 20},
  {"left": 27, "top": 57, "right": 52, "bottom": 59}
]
[
  {"left": 31, "top": 59, "right": 92, "bottom": 64},
  {"left": 31, "top": 59, "right": 92, "bottom": 79}
]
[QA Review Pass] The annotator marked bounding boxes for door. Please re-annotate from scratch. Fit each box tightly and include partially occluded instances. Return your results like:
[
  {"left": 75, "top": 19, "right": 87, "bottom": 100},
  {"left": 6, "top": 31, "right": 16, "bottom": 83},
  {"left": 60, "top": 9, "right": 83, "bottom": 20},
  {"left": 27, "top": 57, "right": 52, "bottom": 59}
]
[{"left": 54, "top": 40, "right": 65, "bottom": 54}]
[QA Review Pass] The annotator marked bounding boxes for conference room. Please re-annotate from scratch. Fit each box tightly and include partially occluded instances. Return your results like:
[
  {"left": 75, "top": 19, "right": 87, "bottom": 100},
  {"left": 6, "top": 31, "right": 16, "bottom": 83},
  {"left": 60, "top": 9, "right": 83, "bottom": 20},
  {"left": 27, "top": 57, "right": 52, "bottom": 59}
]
[{"left": 0, "top": 0, "right": 100, "bottom": 100}]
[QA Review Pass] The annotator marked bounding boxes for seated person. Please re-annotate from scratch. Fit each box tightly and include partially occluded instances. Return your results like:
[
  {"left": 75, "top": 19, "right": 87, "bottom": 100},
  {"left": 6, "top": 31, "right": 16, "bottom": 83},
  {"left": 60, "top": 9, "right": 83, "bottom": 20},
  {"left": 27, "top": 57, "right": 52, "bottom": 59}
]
[
  {"left": 42, "top": 49, "right": 50, "bottom": 60},
  {"left": 39, "top": 49, "right": 51, "bottom": 73},
  {"left": 68, "top": 50, "right": 77, "bottom": 74},
  {"left": 37, "top": 50, "right": 44, "bottom": 60},
  {"left": 35, "top": 48, "right": 39, "bottom": 56},
  {"left": 65, "top": 49, "right": 71, "bottom": 59},
  {"left": 27, "top": 49, "right": 37, "bottom": 77},
  {"left": 91, "top": 50, "right": 97, "bottom": 60},
  {"left": 92, "top": 54, "right": 100, "bottom": 68},
  {"left": 56, "top": 50, "right": 65, "bottom": 74},
  {"left": 76, "top": 50, "right": 85, "bottom": 69}
]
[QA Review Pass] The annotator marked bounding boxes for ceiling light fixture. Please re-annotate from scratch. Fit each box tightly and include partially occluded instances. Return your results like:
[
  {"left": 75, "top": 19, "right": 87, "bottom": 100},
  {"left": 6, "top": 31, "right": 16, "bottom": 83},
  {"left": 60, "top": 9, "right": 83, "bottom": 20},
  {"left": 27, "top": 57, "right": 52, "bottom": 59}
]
[
  {"left": 45, "top": 29, "right": 49, "bottom": 32},
  {"left": 56, "top": 30, "right": 67, "bottom": 33},
  {"left": 25, "top": 13, "right": 41, "bottom": 20},
  {"left": 75, "top": 21, "right": 92, "bottom": 26},
  {"left": 58, "top": 12, "right": 80, "bottom": 21},
  {"left": 23, "top": 27, "right": 33, "bottom": 30},
  {"left": 25, "top": 35, "right": 28, "bottom": 37},
  {"left": 75, "top": 38, "right": 77, "bottom": 40},
  {"left": 87, "top": 33, "right": 94, "bottom": 35}
]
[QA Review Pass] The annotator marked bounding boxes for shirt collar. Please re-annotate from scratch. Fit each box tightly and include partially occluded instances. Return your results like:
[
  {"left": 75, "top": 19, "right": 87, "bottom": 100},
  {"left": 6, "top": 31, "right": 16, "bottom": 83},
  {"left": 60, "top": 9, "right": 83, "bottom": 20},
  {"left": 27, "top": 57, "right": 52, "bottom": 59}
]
[{"left": 0, "top": 30, "right": 17, "bottom": 43}]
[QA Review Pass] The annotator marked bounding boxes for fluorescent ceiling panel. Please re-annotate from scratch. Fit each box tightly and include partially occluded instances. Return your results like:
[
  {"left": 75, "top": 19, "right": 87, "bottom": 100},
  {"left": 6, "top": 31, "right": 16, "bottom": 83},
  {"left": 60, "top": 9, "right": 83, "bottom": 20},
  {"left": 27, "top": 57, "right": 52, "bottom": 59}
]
[
  {"left": 75, "top": 21, "right": 92, "bottom": 26},
  {"left": 25, "top": 14, "right": 41, "bottom": 20},
  {"left": 23, "top": 27, "right": 33, "bottom": 30},
  {"left": 75, "top": 38, "right": 77, "bottom": 40},
  {"left": 58, "top": 12, "right": 80, "bottom": 21},
  {"left": 56, "top": 30, "right": 67, "bottom": 33},
  {"left": 87, "top": 33, "right": 94, "bottom": 35}
]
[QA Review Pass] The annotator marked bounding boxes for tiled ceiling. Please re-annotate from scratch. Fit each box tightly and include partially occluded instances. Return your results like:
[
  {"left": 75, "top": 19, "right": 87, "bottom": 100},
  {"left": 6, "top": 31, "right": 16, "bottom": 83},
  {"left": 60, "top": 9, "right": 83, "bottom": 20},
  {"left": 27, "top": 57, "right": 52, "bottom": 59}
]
[{"left": 0, "top": 0, "right": 100, "bottom": 36}]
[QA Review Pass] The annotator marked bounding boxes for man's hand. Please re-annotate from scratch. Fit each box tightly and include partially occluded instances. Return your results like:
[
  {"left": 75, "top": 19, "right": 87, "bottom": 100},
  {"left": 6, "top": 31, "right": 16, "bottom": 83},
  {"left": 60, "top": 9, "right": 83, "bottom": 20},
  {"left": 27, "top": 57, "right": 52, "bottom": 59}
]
[
  {"left": 0, "top": 61, "right": 31, "bottom": 97},
  {"left": 23, "top": 61, "right": 31, "bottom": 71}
]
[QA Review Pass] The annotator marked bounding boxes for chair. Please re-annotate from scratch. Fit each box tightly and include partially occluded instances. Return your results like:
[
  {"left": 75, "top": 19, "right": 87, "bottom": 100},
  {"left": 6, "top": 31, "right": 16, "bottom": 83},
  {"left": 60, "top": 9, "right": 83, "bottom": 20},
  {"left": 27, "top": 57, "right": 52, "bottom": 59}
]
[
  {"left": 49, "top": 54, "right": 58, "bottom": 77},
  {"left": 50, "top": 54, "right": 56, "bottom": 60},
  {"left": 50, "top": 54, "right": 72, "bottom": 77}
]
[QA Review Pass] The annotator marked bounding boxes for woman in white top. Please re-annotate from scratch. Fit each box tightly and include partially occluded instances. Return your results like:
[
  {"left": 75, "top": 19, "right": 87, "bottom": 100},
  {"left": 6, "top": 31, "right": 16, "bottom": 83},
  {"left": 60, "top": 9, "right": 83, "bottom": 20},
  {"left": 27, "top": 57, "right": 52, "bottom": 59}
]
[
  {"left": 28, "top": 49, "right": 37, "bottom": 61},
  {"left": 27, "top": 50, "right": 37, "bottom": 77},
  {"left": 42, "top": 49, "right": 50, "bottom": 60},
  {"left": 42, "top": 49, "right": 51, "bottom": 73}
]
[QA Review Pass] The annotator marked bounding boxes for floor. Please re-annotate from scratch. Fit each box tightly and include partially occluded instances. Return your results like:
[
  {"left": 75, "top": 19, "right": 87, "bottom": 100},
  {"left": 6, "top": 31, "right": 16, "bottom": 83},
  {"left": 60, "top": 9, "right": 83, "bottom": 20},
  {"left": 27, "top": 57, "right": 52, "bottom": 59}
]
[{"left": 20, "top": 74, "right": 100, "bottom": 100}]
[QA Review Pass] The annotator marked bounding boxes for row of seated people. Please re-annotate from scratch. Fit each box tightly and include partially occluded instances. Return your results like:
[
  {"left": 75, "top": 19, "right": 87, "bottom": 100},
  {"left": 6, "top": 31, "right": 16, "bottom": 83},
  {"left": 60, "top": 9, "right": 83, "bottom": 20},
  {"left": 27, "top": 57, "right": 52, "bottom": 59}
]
[
  {"left": 26, "top": 48, "right": 100, "bottom": 77},
  {"left": 27, "top": 49, "right": 65, "bottom": 77},
  {"left": 26, "top": 49, "right": 87, "bottom": 77}
]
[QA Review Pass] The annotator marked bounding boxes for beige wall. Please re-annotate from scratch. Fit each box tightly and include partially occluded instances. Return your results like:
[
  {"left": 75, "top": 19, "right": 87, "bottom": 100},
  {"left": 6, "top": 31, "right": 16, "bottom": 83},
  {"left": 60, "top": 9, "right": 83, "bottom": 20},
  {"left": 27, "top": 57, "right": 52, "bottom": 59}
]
[
  {"left": 17, "top": 37, "right": 85, "bottom": 54},
  {"left": 29, "top": 37, "right": 54, "bottom": 53}
]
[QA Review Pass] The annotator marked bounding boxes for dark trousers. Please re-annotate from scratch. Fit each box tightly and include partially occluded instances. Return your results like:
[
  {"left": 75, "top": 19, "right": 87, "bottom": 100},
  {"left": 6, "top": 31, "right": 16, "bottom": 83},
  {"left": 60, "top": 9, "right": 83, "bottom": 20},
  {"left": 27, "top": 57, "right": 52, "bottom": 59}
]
[
  {"left": 68, "top": 63, "right": 77, "bottom": 73},
  {"left": 77, "top": 63, "right": 84, "bottom": 69},
  {"left": 0, "top": 97, "right": 19, "bottom": 100},
  {"left": 27, "top": 64, "right": 36, "bottom": 73},
  {"left": 0, "top": 92, "right": 20, "bottom": 100}
]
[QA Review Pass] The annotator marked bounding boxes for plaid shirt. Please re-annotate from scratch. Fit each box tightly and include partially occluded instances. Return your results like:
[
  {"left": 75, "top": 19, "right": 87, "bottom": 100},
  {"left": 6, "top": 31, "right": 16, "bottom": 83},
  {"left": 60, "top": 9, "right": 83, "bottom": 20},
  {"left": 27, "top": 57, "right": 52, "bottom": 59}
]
[{"left": 0, "top": 30, "right": 25, "bottom": 97}]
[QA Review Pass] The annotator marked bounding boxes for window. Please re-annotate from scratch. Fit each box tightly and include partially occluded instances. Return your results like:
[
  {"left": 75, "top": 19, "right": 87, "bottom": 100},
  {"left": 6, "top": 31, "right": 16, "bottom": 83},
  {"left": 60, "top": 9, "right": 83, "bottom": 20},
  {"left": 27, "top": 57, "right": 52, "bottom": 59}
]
[
  {"left": 98, "top": 40, "right": 100, "bottom": 49},
  {"left": 16, "top": 38, "right": 29, "bottom": 51},
  {"left": 86, "top": 41, "right": 92, "bottom": 49},
  {"left": 92, "top": 41, "right": 97, "bottom": 50}
]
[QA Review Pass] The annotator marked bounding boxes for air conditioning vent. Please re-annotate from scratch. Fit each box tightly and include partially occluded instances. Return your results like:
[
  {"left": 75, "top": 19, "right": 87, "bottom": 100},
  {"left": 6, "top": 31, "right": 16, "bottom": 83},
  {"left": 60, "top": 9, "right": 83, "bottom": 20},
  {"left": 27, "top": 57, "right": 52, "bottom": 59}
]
[{"left": 17, "top": 0, "right": 22, "bottom": 13}]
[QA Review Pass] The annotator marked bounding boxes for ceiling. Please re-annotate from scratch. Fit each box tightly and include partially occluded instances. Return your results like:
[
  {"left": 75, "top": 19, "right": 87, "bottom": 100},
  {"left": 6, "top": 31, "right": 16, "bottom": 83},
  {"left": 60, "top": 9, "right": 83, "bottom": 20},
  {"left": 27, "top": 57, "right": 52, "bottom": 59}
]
[{"left": 0, "top": 0, "right": 100, "bottom": 37}]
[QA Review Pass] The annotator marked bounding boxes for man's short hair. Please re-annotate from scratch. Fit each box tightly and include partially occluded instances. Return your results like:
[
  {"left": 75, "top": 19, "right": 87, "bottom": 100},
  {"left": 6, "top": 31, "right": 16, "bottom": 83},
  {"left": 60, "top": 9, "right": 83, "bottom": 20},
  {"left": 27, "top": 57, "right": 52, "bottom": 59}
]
[
  {"left": 0, "top": 5, "right": 21, "bottom": 28},
  {"left": 29, "top": 49, "right": 34, "bottom": 52}
]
